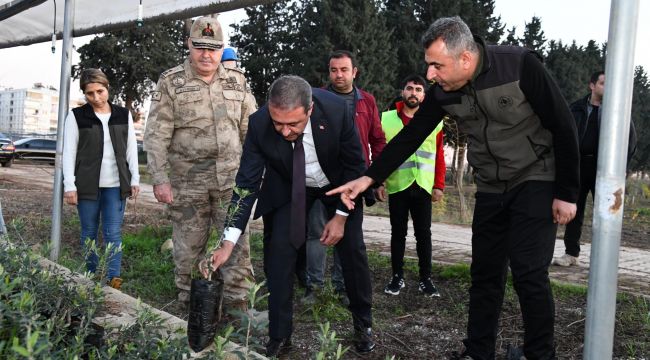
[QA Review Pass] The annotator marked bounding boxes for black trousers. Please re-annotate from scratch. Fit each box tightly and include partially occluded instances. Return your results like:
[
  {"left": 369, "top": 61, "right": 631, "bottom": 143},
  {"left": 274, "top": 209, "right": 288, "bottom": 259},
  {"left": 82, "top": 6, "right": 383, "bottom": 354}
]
[
  {"left": 388, "top": 184, "right": 433, "bottom": 280},
  {"left": 563, "top": 155, "right": 597, "bottom": 257},
  {"left": 262, "top": 191, "right": 373, "bottom": 339},
  {"left": 463, "top": 181, "right": 557, "bottom": 360}
]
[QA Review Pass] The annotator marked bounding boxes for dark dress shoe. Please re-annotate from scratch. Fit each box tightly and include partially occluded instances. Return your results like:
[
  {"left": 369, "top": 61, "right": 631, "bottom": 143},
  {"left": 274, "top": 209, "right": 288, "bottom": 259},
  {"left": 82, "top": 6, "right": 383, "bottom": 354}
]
[
  {"left": 354, "top": 327, "right": 376, "bottom": 353},
  {"left": 265, "top": 337, "right": 292, "bottom": 357}
]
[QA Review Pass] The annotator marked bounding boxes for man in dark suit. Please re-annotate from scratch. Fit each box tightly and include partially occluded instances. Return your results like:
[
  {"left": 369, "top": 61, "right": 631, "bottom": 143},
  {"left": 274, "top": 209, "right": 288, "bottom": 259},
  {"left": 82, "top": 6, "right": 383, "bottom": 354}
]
[{"left": 209, "top": 75, "right": 375, "bottom": 356}]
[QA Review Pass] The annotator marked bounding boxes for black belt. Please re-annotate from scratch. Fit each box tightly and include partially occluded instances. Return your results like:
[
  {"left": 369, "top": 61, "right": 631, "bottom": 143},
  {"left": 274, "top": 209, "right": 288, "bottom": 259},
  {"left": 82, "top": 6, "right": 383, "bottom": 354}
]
[{"left": 306, "top": 184, "right": 333, "bottom": 197}]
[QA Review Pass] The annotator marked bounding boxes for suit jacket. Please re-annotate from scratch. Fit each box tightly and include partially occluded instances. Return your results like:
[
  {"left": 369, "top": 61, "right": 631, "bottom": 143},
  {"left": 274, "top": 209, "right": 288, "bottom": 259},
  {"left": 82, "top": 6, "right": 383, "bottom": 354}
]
[{"left": 228, "top": 88, "right": 366, "bottom": 231}]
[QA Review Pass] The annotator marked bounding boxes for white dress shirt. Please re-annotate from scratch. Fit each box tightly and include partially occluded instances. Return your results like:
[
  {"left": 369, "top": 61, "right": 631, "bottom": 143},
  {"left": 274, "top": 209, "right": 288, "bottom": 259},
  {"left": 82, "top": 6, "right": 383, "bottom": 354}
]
[
  {"left": 303, "top": 119, "right": 330, "bottom": 188},
  {"left": 223, "top": 118, "right": 347, "bottom": 245}
]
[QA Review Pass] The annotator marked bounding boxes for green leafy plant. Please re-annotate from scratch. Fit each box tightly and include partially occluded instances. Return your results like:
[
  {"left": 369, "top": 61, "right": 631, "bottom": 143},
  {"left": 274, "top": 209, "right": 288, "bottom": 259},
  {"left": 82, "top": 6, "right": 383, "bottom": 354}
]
[
  {"left": 103, "top": 303, "right": 190, "bottom": 359},
  {"left": 226, "top": 279, "right": 269, "bottom": 358},
  {"left": 197, "top": 187, "right": 252, "bottom": 280},
  {"left": 0, "top": 240, "right": 191, "bottom": 359},
  {"left": 314, "top": 322, "right": 348, "bottom": 360},
  {"left": 212, "top": 324, "right": 235, "bottom": 359},
  {"left": 304, "top": 283, "right": 351, "bottom": 324}
]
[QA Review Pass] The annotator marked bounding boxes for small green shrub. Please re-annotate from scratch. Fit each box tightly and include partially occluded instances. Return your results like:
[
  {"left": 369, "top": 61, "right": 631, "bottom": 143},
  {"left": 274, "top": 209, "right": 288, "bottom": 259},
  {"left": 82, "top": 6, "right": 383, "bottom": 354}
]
[
  {"left": 315, "top": 322, "right": 348, "bottom": 360},
  {"left": 0, "top": 241, "right": 191, "bottom": 359}
]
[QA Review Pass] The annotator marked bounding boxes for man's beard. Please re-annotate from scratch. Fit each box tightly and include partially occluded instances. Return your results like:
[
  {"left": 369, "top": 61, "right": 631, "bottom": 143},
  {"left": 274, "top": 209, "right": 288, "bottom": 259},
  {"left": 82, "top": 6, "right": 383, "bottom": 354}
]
[{"left": 404, "top": 97, "right": 420, "bottom": 109}]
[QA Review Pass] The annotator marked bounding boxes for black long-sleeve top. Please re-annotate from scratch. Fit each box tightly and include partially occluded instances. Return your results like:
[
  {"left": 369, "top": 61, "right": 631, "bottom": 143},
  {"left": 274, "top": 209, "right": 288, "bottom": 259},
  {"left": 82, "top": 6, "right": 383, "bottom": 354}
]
[{"left": 366, "top": 50, "right": 579, "bottom": 203}]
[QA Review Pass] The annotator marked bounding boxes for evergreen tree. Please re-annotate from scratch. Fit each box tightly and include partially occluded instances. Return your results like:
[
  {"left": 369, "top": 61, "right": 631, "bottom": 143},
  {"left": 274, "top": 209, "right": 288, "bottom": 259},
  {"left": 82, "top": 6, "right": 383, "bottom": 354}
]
[
  {"left": 297, "top": 0, "right": 397, "bottom": 107},
  {"left": 231, "top": 0, "right": 396, "bottom": 107},
  {"left": 75, "top": 20, "right": 187, "bottom": 113},
  {"left": 520, "top": 16, "right": 546, "bottom": 53},
  {"left": 582, "top": 40, "right": 605, "bottom": 76},
  {"left": 230, "top": 1, "right": 301, "bottom": 105},
  {"left": 417, "top": 0, "right": 504, "bottom": 43},
  {"left": 545, "top": 40, "right": 595, "bottom": 102},
  {"left": 630, "top": 66, "right": 650, "bottom": 173},
  {"left": 288, "top": 0, "right": 334, "bottom": 87},
  {"left": 501, "top": 25, "right": 519, "bottom": 46},
  {"left": 382, "top": 0, "right": 425, "bottom": 93}
]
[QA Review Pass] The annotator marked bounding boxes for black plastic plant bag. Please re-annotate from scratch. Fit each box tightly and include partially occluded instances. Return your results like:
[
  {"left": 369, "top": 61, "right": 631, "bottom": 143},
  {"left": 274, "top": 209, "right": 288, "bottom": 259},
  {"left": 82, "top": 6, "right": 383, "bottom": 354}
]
[{"left": 187, "top": 277, "right": 223, "bottom": 352}]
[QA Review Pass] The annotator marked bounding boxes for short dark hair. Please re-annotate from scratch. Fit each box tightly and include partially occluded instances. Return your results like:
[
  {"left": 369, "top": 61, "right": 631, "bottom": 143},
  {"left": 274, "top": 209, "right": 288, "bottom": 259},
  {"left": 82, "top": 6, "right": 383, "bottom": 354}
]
[
  {"left": 402, "top": 74, "right": 428, "bottom": 90},
  {"left": 421, "top": 16, "right": 478, "bottom": 58},
  {"left": 267, "top": 75, "right": 312, "bottom": 114},
  {"left": 328, "top": 50, "right": 357, "bottom": 68},
  {"left": 590, "top": 70, "right": 605, "bottom": 84}
]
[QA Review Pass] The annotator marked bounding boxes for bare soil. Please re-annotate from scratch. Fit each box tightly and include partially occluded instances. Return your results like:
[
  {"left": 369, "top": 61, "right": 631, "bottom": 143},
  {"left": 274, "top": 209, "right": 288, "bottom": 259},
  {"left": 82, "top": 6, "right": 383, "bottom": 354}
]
[{"left": 1, "top": 163, "right": 648, "bottom": 359}]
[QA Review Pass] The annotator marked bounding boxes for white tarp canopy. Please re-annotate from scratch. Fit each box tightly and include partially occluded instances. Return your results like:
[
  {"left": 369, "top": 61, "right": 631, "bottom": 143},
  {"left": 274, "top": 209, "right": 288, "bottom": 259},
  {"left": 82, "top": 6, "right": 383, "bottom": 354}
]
[{"left": 0, "top": 0, "right": 273, "bottom": 49}]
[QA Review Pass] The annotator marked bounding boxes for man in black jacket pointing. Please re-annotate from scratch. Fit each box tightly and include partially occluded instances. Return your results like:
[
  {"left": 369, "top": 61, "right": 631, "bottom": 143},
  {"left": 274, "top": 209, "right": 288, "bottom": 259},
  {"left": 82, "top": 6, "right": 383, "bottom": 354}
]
[{"left": 328, "top": 16, "right": 580, "bottom": 360}]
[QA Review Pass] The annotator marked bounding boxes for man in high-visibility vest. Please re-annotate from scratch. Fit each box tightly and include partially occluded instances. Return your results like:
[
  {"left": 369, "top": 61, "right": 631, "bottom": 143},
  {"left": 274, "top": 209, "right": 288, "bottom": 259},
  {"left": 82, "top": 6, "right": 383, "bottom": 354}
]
[{"left": 380, "top": 74, "right": 445, "bottom": 297}]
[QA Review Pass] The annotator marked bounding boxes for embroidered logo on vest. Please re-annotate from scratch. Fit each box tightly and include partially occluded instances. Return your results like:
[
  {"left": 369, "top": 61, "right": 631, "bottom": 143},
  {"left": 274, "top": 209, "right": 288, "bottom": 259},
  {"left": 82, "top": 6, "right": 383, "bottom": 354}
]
[{"left": 498, "top": 96, "right": 513, "bottom": 109}]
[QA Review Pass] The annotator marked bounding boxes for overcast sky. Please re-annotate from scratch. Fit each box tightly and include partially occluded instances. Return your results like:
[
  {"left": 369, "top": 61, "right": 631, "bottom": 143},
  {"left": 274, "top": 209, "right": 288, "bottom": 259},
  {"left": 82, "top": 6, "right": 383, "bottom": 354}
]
[{"left": 0, "top": 1, "right": 647, "bottom": 94}]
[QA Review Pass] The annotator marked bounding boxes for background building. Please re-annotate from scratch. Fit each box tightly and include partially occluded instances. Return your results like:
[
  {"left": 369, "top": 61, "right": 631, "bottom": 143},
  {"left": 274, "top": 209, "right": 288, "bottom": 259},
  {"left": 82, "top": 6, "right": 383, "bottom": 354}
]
[{"left": 0, "top": 84, "right": 83, "bottom": 138}]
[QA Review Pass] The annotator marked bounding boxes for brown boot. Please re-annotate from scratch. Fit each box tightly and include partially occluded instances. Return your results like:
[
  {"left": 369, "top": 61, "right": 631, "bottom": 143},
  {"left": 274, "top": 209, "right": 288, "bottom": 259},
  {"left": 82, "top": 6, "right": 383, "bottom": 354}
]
[{"left": 109, "top": 277, "right": 123, "bottom": 290}]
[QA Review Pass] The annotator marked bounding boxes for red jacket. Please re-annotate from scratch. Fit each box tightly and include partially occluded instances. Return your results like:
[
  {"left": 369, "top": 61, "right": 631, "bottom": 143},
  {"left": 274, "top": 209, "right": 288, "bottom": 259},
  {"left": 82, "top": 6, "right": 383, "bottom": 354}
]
[
  {"left": 396, "top": 101, "right": 446, "bottom": 191},
  {"left": 326, "top": 86, "right": 386, "bottom": 166}
]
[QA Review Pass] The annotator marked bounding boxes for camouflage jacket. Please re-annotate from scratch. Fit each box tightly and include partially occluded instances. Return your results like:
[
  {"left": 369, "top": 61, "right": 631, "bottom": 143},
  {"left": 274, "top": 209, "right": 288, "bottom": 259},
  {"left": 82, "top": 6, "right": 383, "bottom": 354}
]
[{"left": 144, "top": 59, "right": 257, "bottom": 190}]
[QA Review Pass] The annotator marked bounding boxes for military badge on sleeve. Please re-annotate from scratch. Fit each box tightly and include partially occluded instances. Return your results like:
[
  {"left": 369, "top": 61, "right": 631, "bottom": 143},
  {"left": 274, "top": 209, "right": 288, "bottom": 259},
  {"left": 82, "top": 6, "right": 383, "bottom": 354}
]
[
  {"left": 151, "top": 91, "right": 162, "bottom": 102},
  {"left": 171, "top": 76, "right": 186, "bottom": 87}
]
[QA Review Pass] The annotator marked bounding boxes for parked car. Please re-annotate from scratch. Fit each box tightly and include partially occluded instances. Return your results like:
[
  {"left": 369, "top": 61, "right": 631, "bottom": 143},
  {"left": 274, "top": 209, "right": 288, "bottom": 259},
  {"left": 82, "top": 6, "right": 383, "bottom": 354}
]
[
  {"left": 13, "top": 138, "right": 57, "bottom": 165},
  {"left": 0, "top": 132, "right": 15, "bottom": 167}
]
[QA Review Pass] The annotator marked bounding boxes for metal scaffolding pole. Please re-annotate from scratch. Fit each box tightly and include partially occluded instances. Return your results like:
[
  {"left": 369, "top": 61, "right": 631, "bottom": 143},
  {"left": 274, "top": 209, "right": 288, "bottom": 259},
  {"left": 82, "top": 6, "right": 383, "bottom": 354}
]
[
  {"left": 583, "top": 0, "right": 639, "bottom": 358},
  {"left": 50, "top": 0, "right": 75, "bottom": 262}
]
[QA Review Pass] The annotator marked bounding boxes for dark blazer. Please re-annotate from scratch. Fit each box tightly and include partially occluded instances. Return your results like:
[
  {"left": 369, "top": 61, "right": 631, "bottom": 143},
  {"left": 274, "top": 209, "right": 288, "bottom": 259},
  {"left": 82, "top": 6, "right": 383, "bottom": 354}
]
[{"left": 228, "top": 88, "right": 366, "bottom": 231}]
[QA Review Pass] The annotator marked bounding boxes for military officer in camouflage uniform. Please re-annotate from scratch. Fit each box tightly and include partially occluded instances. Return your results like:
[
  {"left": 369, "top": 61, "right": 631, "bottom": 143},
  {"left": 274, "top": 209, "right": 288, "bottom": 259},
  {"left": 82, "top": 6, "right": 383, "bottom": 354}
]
[{"left": 144, "top": 16, "right": 257, "bottom": 311}]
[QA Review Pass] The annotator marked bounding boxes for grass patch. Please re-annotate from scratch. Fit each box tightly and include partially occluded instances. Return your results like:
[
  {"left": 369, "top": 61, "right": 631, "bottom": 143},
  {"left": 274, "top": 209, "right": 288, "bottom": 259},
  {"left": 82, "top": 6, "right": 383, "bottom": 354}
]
[
  {"left": 59, "top": 224, "right": 177, "bottom": 301},
  {"left": 120, "top": 225, "right": 175, "bottom": 301},
  {"left": 552, "top": 281, "right": 588, "bottom": 299},
  {"left": 634, "top": 207, "right": 650, "bottom": 217},
  {"left": 616, "top": 295, "right": 650, "bottom": 356},
  {"left": 439, "top": 263, "right": 471, "bottom": 282},
  {"left": 367, "top": 251, "right": 391, "bottom": 268}
]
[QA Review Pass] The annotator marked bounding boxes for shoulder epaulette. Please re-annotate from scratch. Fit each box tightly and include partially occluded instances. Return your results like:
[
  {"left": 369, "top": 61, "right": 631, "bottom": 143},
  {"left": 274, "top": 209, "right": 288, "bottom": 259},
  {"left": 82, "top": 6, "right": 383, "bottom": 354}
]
[
  {"left": 160, "top": 65, "right": 184, "bottom": 78},
  {"left": 225, "top": 66, "right": 245, "bottom": 75}
]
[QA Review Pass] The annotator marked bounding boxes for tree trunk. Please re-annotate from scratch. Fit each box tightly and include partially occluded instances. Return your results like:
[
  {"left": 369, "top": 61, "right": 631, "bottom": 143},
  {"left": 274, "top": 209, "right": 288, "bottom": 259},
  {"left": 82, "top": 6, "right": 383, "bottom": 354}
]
[
  {"left": 125, "top": 97, "right": 136, "bottom": 120},
  {"left": 451, "top": 144, "right": 458, "bottom": 174},
  {"left": 183, "top": 19, "right": 193, "bottom": 40}
]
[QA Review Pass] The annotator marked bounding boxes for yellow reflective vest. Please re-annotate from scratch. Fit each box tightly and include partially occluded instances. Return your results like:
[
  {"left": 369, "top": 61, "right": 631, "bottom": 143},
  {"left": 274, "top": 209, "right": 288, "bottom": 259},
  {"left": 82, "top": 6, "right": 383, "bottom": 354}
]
[{"left": 381, "top": 109, "right": 443, "bottom": 195}]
